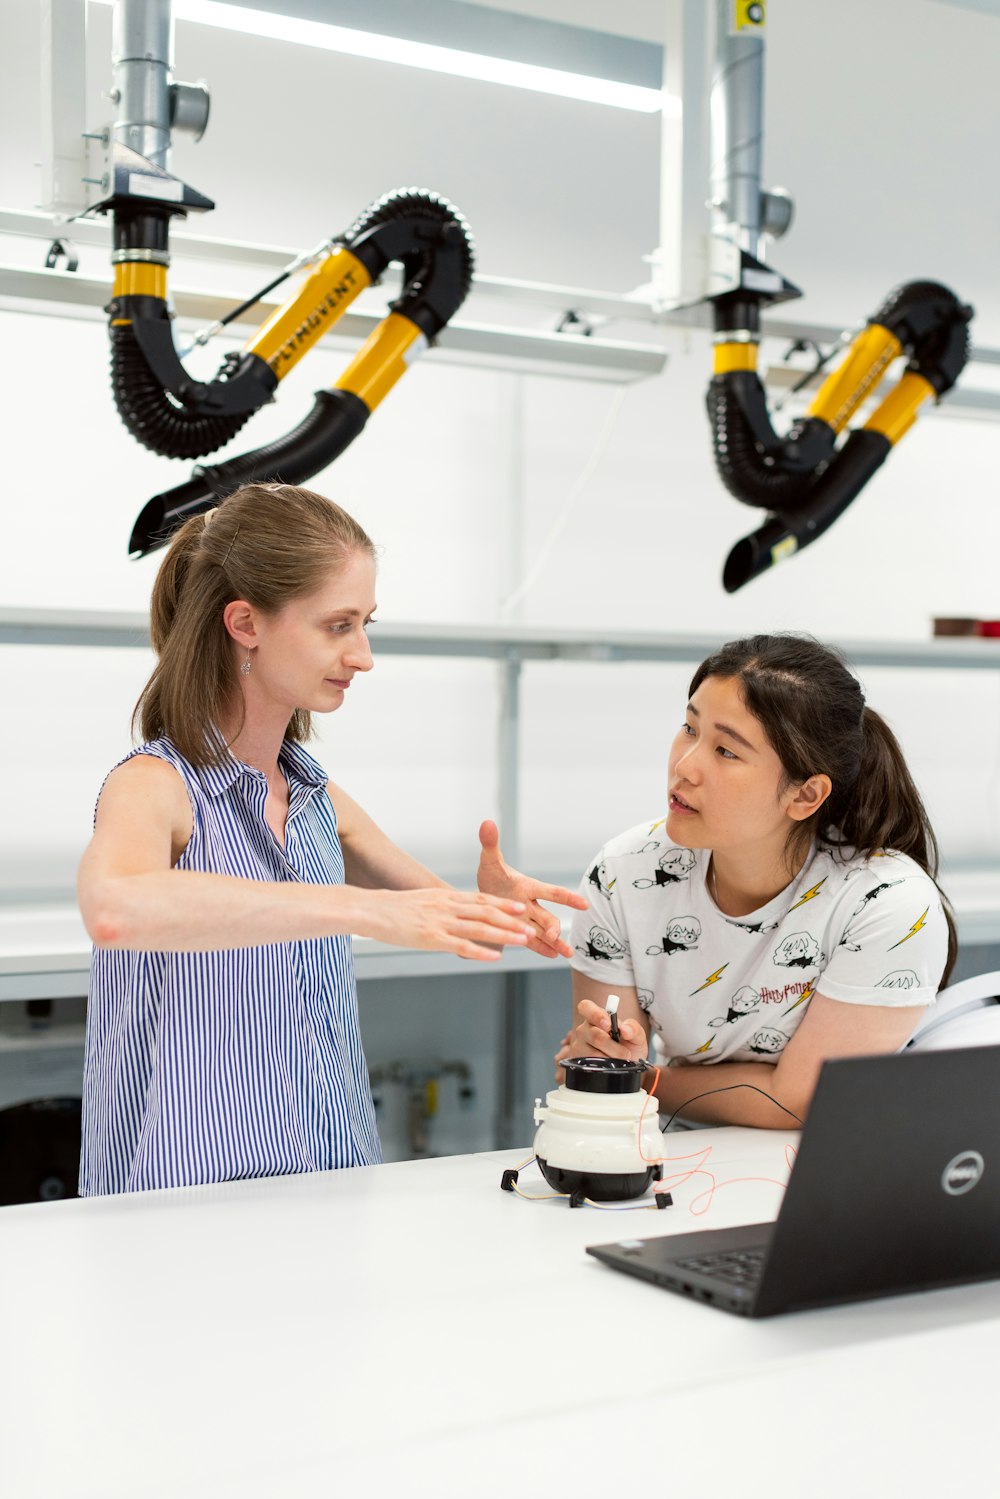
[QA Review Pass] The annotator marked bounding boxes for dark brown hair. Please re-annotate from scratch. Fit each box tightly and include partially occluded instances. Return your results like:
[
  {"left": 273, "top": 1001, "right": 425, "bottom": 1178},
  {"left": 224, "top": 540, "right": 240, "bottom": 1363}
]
[
  {"left": 690, "top": 633, "right": 956, "bottom": 985},
  {"left": 134, "top": 482, "right": 375, "bottom": 766}
]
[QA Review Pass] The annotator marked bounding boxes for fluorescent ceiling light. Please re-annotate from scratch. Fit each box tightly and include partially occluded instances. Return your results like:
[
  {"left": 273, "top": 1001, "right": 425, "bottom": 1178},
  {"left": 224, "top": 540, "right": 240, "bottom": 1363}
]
[{"left": 90, "top": 0, "right": 662, "bottom": 112}]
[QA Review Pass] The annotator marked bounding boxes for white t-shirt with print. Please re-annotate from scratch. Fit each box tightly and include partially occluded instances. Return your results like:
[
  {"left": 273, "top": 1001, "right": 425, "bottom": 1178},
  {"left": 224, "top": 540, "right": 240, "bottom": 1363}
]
[{"left": 569, "top": 821, "right": 948, "bottom": 1067}]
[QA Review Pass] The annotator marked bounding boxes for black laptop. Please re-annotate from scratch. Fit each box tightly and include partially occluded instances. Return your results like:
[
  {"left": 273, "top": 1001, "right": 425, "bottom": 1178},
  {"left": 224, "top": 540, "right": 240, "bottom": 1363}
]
[{"left": 587, "top": 1047, "right": 1000, "bottom": 1317}]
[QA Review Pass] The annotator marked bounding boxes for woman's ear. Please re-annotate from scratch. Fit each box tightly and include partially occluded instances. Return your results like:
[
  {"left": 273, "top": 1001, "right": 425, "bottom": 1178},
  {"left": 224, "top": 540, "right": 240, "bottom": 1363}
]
[
  {"left": 222, "top": 600, "right": 257, "bottom": 648},
  {"left": 786, "top": 773, "right": 833, "bottom": 823}
]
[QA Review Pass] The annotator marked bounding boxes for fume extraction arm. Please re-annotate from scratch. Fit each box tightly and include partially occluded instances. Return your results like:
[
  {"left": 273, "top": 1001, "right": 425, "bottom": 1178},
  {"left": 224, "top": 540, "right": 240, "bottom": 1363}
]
[
  {"left": 695, "top": 3, "right": 972, "bottom": 591},
  {"left": 95, "top": 2, "right": 473, "bottom": 556}
]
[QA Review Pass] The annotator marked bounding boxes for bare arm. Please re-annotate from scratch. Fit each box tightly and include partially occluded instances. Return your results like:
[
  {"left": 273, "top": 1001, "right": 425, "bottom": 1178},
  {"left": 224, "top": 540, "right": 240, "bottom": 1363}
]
[
  {"left": 651, "top": 992, "right": 926, "bottom": 1127},
  {"left": 77, "top": 757, "right": 534, "bottom": 960},
  {"left": 559, "top": 983, "right": 926, "bottom": 1128}
]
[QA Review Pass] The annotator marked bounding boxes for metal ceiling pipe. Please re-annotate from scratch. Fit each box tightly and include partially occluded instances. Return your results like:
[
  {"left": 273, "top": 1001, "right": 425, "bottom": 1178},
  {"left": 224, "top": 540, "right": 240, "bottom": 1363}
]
[
  {"left": 112, "top": 0, "right": 173, "bottom": 169},
  {"left": 709, "top": 0, "right": 765, "bottom": 256}
]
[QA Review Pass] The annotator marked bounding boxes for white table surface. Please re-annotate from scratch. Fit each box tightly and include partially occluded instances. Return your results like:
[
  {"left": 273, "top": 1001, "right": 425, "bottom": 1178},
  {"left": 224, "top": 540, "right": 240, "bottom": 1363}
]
[{"left": 2, "top": 1129, "right": 998, "bottom": 1498}]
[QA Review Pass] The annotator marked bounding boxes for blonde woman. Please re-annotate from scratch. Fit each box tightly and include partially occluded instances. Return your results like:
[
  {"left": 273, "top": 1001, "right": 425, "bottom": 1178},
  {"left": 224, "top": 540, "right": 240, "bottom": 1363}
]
[{"left": 78, "top": 483, "right": 585, "bottom": 1194}]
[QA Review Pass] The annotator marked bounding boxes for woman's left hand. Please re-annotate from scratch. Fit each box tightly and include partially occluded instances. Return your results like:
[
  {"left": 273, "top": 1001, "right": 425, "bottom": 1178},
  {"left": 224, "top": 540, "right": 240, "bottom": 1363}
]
[{"left": 477, "top": 820, "right": 589, "bottom": 958}]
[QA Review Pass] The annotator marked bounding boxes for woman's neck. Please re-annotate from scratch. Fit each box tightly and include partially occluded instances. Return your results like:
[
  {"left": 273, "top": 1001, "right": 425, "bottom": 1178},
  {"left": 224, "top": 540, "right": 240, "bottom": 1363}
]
[
  {"left": 218, "top": 699, "right": 290, "bottom": 784},
  {"left": 709, "top": 840, "right": 809, "bottom": 917}
]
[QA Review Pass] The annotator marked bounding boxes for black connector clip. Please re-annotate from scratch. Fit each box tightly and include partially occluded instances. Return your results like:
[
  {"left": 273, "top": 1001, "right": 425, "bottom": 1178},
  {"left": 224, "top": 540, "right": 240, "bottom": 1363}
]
[
  {"left": 655, "top": 1191, "right": 673, "bottom": 1210},
  {"left": 500, "top": 1168, "right": 519, "bottom": 1192}
]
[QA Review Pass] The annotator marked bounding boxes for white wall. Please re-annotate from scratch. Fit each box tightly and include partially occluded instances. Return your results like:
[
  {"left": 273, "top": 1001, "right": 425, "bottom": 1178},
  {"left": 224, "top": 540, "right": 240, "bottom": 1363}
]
[{"left": 1, "top": 0, "right": 999, "bottom": 899}]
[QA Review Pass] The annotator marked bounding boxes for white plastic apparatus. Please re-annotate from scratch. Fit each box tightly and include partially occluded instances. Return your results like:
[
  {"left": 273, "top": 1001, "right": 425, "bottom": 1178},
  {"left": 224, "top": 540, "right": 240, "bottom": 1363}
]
[{"left": 533, "top": 1057, "right": 664, "bottom": 1202}]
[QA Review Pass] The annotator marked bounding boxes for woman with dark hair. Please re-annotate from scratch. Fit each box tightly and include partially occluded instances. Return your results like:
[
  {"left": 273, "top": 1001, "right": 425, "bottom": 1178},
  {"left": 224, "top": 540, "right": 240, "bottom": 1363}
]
[
  {"left": 561, "top": 634, "right": 954, "bottom": 1127},
  {"left": 77, "top": 482, "right": 586, "bottom": 1194}
]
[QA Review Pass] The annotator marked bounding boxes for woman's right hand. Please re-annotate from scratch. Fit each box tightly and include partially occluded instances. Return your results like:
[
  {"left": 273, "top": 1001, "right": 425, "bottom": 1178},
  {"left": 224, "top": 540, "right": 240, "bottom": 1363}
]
[
  {"left": 353, "top": 887, "right": 536, "bottom": 961},
  {"left": 553, "top": 998, "right": 648, "bottom": 1080}
]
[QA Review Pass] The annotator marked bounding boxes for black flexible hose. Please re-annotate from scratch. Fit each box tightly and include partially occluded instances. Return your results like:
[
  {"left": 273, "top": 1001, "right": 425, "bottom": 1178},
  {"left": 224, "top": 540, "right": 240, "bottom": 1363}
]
[
  {"left": 110, "top": 323, "right": 255, "bottom": 459},
  {"left": 722, "top": 430, "right": 891, "bottom": 593},
  {"left": 130, "top": 189, "right": 475, "bottom": 555},
  {"left": 706, "top": 373, "right": 826, "bottom": 511},
  {"left": 129, "top": 389, "right": 369, "bottom": 555},
  {"left": 708, "top": 280, "right": 970, "bottom": 517},
  {"left": 710, "top": 279, "right": 971, "bottom": 590},
  {"left": 342, "top": 187, "right": 475, "bottom": 333}
]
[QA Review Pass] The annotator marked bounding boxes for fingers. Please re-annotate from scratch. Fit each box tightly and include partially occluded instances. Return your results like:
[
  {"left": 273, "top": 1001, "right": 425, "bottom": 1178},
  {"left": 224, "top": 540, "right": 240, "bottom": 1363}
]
[
  {"left": 525, "top": 935, "right": 564, "bottom": 961},
  {"left": 456, "top": 893, "right": 531, "bottom": 933},
  {"left": 522, "top": 901, "right": 573, "bottom": 959},
  {"left": 455, "top": 941, "right": 503, "bottom": 962},
  {"left": 533, "top": 884, "right": 590, "bottom": 911},
  {"left": 478, "top": 819, "right": 501, "bottom": 856},
  {"left": 573, "top": 1001, "right": 646, "bottom": 1062},
  {"left": 454, "top": 918, "right": 534, "bottom": 947},
  {"left": 578, "top": 998, "right": 611, "bottom": 1026}
]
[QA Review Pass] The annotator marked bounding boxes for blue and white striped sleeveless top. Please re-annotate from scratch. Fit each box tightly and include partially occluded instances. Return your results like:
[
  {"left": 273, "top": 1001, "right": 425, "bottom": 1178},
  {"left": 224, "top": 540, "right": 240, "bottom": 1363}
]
[{"left": 80, "top": 735, "right": 382, "bottom": 1195}]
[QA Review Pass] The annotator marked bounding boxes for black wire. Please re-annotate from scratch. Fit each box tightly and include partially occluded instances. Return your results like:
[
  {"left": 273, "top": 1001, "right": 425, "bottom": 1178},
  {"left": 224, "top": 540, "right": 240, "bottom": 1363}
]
[
  {"left": 217, "top": 268, "right": 294, "bottom": 330},
  {"left": 658, "top": 1082, "right": 803, "bottom": 1132},
  {"left": 772, "top": 339, "right": 842, "bottom": 413}
]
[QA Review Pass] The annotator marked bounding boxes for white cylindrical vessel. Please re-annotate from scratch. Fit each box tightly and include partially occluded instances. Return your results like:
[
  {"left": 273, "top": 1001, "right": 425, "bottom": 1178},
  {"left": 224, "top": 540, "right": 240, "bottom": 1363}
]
[{"left": 534, "top": 1058, "right": 663, "bottom": 1201}]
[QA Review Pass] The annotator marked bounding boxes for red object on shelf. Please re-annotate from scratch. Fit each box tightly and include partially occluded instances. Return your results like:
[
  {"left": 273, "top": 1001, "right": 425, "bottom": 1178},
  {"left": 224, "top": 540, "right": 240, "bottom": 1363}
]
[{"left": 976, "top": 621, "right": 1000, "bottom": 638}]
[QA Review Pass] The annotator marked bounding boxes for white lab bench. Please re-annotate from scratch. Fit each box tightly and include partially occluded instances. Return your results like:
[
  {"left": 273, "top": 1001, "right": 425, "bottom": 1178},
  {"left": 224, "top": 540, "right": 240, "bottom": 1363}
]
[{"left": 1, "top": 1129, "right": 998, "bottom": 1498}]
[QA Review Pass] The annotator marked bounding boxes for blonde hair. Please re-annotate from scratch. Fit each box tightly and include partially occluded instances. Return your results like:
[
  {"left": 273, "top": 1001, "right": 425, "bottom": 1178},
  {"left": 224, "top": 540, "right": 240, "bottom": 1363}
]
[{"left": 134, "top": 483, "right": 375, "bottom": 766}]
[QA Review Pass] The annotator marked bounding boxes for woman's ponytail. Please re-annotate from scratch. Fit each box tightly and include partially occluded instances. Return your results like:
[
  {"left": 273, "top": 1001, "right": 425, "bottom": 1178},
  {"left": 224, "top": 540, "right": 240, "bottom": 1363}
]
[
  {"left": 835, "top": 708, "right": 938, "bottom": 868},
  {"left": 148, "top": 513, "right": 204, "bottom": 654},
  {"left": 838, "top": 708, "right": 957, "bottom": 985}
]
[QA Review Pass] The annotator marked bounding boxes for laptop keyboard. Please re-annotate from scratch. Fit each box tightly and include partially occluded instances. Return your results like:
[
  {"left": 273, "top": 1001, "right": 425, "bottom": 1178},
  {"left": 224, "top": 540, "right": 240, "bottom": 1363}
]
[{"left": 674, "top": 1247, "right": 767, "bottom": 1289}]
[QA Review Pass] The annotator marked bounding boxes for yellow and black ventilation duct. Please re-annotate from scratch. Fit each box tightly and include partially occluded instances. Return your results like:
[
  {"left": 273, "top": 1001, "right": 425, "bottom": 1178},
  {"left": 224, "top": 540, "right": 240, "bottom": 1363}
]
[
  {"left": 101, "top": 158, "right": 473, "bottom": 555},
  {"left": 709, "top": 279, "right": 972, "bottom": 591}
]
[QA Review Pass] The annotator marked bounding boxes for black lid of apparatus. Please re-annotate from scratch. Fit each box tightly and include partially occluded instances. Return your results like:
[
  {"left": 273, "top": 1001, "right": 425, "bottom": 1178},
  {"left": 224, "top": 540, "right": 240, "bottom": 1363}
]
[{"left": 563, "top": 1057, "right": 644, "bottom": 1095}]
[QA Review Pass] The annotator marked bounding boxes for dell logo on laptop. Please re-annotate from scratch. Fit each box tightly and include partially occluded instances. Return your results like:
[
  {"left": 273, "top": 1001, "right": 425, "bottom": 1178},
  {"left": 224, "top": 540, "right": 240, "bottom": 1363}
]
[{"left": 942, "top": 1151, "right": 985, "bottom": 1196}]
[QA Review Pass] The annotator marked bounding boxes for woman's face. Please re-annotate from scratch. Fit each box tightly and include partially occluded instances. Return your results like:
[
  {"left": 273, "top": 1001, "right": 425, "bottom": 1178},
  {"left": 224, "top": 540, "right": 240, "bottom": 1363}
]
[
  {"left": 666, "top": 674, "right": 799, "bottom": 853},
  {"left": 248, "top": 549, "right": 377, "bottom": 714}
]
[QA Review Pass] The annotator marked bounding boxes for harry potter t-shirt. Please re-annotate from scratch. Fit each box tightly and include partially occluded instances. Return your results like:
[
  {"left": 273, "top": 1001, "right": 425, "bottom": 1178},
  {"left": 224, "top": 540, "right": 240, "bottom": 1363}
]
[{"left": 569, "top": 821, "right": 948, "bottom": 1066}]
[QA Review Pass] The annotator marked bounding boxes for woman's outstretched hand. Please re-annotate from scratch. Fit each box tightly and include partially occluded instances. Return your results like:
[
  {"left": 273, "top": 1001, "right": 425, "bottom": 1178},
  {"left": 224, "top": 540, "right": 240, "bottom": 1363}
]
[
  {"left": 476, "top": 820, "right": 589, "bottom": 959},
  {"left": 355, "top": 887, "right": 537, "bottom": 962}
]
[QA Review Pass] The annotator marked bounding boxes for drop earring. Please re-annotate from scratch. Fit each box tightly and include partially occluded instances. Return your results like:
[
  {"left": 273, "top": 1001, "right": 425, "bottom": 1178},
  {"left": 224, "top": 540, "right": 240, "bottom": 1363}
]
[{"left": 240, "top": 648, "right": 253, "bottom": 677}]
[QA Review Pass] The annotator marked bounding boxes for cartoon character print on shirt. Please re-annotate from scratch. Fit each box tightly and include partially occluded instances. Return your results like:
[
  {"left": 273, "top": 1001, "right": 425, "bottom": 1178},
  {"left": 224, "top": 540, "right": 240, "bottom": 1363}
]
[
  {"left": 632, "top": 847, "right": 696, "bottom": 890},
  {"left": 724, "top": 915, "right": 780, "bottom": 936},
  {"left": 772, "top": 931, "right": 826, "bottom": 970},
  {"left": 877, "top": 969, "right": 920, "bottom": 991},
  {"left": 746, "top": 1027, "right": 790, "bottom": 1057},
  {"left": 709, "top": 985, "right": 760, "bottom": 1029},
  {"left": 839, "top": 851, "right": 899, "bottom": 881},
  {"left": 626, "top": 840, "right": 662, "bottom": 856},
  {"left": 838, "top": 879, "right": 905, "bottom": 951},
  {"left": 577, "top": 926, "right": 629, "bottom": 963},
  {"left": 636, "top": 987, "right": 655, "bottom": 1013},
  {"left": 586, "top": 860, "right": 616, "bottom": 899},
  {"left": 646, "top": 915, "right": 702, "bottom": 957}
]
